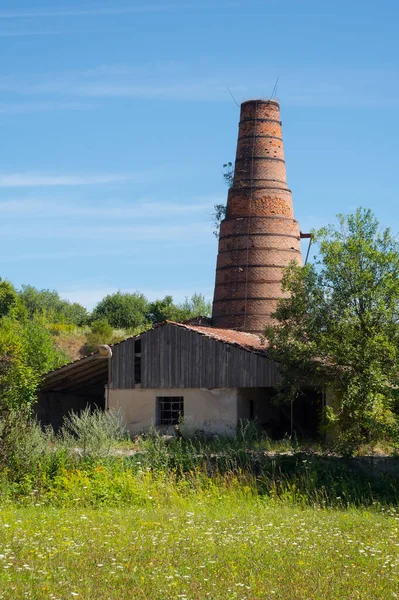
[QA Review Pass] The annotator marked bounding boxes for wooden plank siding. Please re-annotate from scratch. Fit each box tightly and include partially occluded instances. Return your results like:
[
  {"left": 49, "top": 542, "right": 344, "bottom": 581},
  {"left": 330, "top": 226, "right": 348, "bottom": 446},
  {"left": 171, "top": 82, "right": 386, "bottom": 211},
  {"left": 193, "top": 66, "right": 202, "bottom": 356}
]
[{"left": 111, "top": 323, "right": 280, "bottom": 389}]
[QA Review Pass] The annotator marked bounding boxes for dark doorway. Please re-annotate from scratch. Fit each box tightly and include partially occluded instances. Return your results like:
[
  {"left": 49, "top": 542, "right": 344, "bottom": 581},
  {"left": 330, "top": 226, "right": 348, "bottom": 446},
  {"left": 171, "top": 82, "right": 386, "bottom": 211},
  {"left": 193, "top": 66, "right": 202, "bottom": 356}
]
[{"left": 238, "top": 387, "right": 322, "bottom": 440}]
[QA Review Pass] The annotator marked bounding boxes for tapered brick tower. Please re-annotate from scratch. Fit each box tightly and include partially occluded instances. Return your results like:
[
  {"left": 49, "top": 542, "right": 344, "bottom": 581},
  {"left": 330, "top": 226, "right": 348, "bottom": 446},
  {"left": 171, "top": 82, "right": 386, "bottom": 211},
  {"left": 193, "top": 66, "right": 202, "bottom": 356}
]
[{"left": 212, "top": 99, "right": 302, "bottom": 335}]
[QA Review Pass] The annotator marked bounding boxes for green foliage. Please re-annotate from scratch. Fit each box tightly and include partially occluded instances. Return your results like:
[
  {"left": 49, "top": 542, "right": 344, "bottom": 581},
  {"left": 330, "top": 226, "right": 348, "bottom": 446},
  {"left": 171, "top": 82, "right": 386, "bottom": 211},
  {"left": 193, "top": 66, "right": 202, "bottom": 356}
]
[
  {"left": 90, "top": 319, "right": 113, "bottom": 338},
  {"left": 59, "top": 406, "right": 128, "bottom": 459},
  {"left": 0, "top": 278, "right": 26, "bottom": 319},
  {"left": 92, "top": 291, "right": 149, "bottom": 329},
  {"left": 222, "top": 161, "right": 234, "bottom": 187},
  {"left": 146, "top": 295, "right": 182, "bottom": 324},
  {"left": 146, "top": 293, "right": 211, "bottom": 325},
  {"left": 83, "top": 319, "right": 124, "bottom": 354},
  {"left": 20, "top": 314, "right": 69, "bottom": 374},
  {"left": 49, "top": 322, "right": 77, "bottom": 336},
  {"left": 0, "top": 318, "right": 40, "bottom": 411},
  {"left": 212, "top": 202, "right": 227, "bottom": 238},
  {"left": 0, "top": 409, "right": 53, "bottom": 482},
  {"left": 266, "top": 208, "right": 399, "bottom": 453},
  {"left": 19, "top": 285, "right": 89, "bottom": 325},
  {"left": 210, "top": 161, "right": 232, "bottom": 238},
  {"left": 180, "top": 292, "right": 212, "bottom": 319},
  {"left": 0, "top": 315, "right": 68, "bottom": 411}
]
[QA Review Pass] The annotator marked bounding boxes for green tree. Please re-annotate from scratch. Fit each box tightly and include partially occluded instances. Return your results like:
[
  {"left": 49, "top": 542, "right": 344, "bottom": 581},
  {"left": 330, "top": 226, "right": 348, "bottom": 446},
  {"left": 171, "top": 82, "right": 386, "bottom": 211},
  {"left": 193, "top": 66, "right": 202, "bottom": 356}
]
[
  {"left": 20, "top": 314, "right": 69, "bottom": 374},
  {"left": 146, "top": 295, "right": 183, "bottom": 324},
  {"left": 180, "top": 293, "right": 212, "bottom": 319},
  {"left": 0, "top": 318, "right": 39, "bottom": 411},
  {"left": 0, "top": 279, "right": 24, "bottom": 319},
  {"left": 19, "top": 285, "right": 88, "bottom": 326},
  {"left": 92, "top": 291, "right": 149, "bottom": 329},
  {"left": 0, "top": 315, "right": 68, "bottom": 412},
  {"left": 146, "top": 293, "right": 212, "bottom": 325},
  {"left": 265, "top": 208, "right": 399, "bottom": 452}
]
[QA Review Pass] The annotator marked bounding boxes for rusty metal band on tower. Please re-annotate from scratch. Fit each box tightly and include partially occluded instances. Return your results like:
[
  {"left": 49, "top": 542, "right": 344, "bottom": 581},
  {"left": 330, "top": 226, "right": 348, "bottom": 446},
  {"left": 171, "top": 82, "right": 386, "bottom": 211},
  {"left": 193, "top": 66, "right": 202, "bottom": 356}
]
[{"left": 212, "top": 99, "right": 302, "bottom": 335}]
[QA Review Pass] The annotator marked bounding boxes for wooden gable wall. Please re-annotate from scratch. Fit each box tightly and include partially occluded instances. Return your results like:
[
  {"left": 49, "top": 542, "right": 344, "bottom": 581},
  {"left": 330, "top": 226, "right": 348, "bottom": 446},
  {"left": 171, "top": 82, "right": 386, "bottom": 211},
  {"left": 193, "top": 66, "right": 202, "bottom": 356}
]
[{"left": 111, "top": 324, "right": 280, "bottom": 389}]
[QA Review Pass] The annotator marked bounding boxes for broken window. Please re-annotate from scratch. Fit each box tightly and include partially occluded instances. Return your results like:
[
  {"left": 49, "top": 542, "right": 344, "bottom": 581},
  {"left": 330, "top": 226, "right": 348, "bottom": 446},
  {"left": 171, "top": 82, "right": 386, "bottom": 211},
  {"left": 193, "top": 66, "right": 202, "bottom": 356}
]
[{"left": 156, "top": 396, "right": 184, "bottom": 426}]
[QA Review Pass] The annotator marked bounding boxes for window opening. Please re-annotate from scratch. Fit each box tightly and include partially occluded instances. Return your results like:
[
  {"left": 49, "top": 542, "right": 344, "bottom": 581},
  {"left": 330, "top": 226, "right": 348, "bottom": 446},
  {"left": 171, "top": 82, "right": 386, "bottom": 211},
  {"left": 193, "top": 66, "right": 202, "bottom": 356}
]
[
  {"left": 134, "top": 339, "right": 141, "bottom": 385},
  {"left": 156, "top": 396, "right": 184, "bottom": 426},
  {"left": 249, "top": 399, "right": 254, "bottom": 420}
]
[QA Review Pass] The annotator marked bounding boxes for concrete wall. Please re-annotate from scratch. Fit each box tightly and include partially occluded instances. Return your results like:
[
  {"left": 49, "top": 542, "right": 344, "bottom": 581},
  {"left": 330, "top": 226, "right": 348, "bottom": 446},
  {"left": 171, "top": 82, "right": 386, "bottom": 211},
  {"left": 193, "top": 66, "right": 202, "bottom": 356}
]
[{"left": 109, "top": 387, "right": 238, "bottom": 437}]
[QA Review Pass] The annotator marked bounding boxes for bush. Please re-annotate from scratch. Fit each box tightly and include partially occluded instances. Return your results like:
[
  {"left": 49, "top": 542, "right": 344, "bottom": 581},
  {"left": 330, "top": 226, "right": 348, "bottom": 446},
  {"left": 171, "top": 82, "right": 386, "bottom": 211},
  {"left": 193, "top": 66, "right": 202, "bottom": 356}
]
[
  {"left": 59, "top": 406, "right": 128, "bottom": 459},
  {"left": 0, "top": 409, "right": 52, "bottom": 483},
  {"left": 90, "top": 320, "right": 113, "bottom": 338},
  {"left": 49, "top": 323, "right": 77, "bottom": 336}
]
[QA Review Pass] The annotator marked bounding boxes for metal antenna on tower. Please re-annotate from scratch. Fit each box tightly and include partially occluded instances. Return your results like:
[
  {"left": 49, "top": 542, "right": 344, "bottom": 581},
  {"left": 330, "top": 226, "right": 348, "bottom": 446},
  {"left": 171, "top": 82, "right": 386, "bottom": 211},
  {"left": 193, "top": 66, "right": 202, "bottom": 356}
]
[
  {"left": 226, "top": 86, "right": 240, "bottom": 107},
  {"left": 270, "top": 76, "right": 280, "bottom": 100}
]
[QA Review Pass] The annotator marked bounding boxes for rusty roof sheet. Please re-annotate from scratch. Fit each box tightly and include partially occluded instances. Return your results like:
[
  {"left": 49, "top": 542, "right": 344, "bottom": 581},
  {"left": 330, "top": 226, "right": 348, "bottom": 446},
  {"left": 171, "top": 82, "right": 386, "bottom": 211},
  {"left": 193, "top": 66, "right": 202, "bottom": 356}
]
[{"left": 163, "top": 321, "right": 268, "bottom": 353}]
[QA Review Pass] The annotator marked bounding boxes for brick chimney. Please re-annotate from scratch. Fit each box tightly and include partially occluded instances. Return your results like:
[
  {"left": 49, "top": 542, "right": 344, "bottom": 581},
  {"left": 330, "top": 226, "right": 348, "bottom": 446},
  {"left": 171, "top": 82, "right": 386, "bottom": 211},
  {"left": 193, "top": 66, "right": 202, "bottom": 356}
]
[{"left": 212, "top": 99, "right": 302, "bottom": 335}]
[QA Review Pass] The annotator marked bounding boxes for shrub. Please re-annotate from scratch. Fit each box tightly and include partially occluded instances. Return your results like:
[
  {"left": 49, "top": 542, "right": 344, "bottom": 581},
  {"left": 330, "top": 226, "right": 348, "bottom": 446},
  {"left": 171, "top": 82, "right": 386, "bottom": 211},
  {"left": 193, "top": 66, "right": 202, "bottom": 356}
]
[
  {"left": 0, "top": 409, "right": 52, "bottom": 483},
  {"left": 90, "top": 320, "right": 113, "bottom": 338},
  {"left": 49, "top": 323, "right": 77, "bottom": 336},
  {"left": 59, "top": 406, "right": 128, "bottom": 459}
]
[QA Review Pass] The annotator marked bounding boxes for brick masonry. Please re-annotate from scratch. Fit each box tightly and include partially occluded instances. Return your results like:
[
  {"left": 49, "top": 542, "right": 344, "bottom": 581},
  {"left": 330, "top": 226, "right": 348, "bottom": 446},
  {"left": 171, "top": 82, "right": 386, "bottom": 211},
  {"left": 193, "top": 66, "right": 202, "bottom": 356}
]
[{"left": 212, "top": 99, "right": 302, "bottom": 335}]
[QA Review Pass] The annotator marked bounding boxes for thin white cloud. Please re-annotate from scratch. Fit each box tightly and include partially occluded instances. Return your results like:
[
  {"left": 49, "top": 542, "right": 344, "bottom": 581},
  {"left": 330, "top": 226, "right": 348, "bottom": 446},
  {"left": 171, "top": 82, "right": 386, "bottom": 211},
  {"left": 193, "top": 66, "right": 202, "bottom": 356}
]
[
  {"left": 0, "top": 172, "right": 136, "bottom": 188},
  {"left": 0, "top": 196, "right": 220, "bottom": 218},
  {"left": 0, "top": 249, "right": 126, "bottom": 263},
  {"left": 0, "top": 222, "right": 212, "bottom": 241},
  {"left": 0, "top": 64, "right": 244, "bottom": 102},
  {"left": 0, "top": 102, "right": 99, "bottom": 114},
  {"left": 2, "top": 63, "right": 398, "bottom": 108},
  {"left": 0, "top": 3, "right": 241, "bottom": 18},
  {"left": 0, "top": 30, "right": 64, "bottom": 37},
  {"left": 0, "top": 5, "right": 176, "bottom": 18}
]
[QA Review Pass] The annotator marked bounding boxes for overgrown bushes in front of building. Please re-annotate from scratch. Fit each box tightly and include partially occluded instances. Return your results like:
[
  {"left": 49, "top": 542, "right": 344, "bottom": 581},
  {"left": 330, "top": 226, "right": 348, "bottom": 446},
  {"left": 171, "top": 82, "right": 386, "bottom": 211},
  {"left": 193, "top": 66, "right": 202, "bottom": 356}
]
[
  {"left": 0, "top": 407, "right": 129, "bottom": 497},
  {"left": 1, "top": 408, "right": 399, "bottom": 508}
]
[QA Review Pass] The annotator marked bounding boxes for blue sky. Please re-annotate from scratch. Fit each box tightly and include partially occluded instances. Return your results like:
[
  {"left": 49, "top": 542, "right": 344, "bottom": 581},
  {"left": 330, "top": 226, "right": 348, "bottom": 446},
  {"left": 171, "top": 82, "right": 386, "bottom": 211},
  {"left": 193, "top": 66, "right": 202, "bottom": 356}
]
[{"left": 1, "top": 0, "right": 399, "bottom": 309}]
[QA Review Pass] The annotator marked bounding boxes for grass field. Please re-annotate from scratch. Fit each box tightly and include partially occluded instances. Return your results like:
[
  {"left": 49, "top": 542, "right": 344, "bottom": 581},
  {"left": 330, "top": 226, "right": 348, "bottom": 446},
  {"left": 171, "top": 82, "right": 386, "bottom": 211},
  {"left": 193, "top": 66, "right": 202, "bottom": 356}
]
[
  {"left": 1, "top": 494, "right": 399, "bottom": 600},
  {"left": 2, "top": 414, "right": 399, "bottom": 599}
]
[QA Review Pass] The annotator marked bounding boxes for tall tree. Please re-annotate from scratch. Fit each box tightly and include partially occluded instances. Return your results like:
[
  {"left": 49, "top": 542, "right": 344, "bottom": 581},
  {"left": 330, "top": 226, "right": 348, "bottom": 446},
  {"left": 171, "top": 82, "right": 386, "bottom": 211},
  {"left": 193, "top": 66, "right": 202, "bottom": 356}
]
[
  {"left": 92, "top": 291, "right": 149, "bottom": 330},
  {"left": 266, "top": 208, "right": 399, "bottom": 452}
]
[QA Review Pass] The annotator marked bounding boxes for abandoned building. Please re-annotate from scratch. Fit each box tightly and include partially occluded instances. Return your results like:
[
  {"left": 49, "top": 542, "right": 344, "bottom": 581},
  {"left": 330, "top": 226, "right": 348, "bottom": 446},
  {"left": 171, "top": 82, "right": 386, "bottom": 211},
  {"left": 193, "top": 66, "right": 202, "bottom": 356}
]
[{"left": 38, "top": 99, "right": 320, "bottom": 437}]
